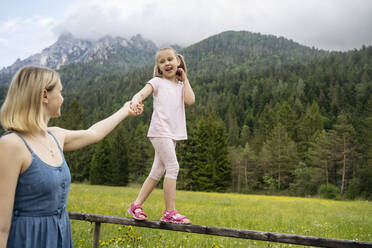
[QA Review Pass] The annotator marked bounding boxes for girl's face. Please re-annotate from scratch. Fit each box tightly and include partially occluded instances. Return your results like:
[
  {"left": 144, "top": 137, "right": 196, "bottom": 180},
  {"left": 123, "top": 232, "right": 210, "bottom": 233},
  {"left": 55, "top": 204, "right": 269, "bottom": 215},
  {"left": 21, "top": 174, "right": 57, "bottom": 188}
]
[
  {"left": 44, "top": 81, "right": 64, "bottom": 118},
  {"left": 156, "top": 49, "right": 180, "bottom": 80}
]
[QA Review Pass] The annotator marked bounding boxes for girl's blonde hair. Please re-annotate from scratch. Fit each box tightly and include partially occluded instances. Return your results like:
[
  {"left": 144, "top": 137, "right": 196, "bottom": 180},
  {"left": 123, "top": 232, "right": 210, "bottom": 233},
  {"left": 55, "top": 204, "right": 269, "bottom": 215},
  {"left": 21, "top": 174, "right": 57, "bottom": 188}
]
[
  {"left": 153, "top": 47, "right": 187, "bottom": 77},
  {"left": 0, "top": 66, "right": 60, "bottom": 132}
]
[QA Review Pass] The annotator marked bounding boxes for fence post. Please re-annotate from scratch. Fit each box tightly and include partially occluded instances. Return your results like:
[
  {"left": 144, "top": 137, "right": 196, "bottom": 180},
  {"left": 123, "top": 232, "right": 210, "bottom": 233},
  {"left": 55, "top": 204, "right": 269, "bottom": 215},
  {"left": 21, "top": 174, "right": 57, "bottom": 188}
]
[{"left": 93, "top": 222, "right": 101, "bottom": 248}]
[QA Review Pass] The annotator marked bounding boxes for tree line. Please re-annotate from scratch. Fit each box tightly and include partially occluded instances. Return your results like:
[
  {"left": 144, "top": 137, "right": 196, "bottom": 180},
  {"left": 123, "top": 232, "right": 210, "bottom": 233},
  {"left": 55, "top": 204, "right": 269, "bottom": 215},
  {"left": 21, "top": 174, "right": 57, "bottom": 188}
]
[{"left": 1, "top": 32, "right": 371, "bottom": 200}]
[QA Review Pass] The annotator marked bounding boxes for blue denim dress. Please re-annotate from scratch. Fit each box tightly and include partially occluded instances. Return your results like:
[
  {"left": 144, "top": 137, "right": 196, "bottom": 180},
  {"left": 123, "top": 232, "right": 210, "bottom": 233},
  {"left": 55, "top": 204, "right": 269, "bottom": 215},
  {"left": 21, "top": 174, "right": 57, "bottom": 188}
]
[{"left": 5, "top": 131, "right": 73, "bottom": 248}]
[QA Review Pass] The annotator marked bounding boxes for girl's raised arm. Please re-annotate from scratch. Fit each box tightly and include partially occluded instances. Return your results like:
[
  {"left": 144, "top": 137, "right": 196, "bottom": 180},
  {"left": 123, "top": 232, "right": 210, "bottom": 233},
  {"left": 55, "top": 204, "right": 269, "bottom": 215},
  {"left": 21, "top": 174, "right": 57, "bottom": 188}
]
[
  {"left": 183, "top": 77, "right": 195, "bottom": 105},
  {"left": 55, "top": 101, "right": 139, "bottom": 151},
  {"left": 177, "top": 68, "right": 195, "bottom": 105},
  {"left": 132, "top": 84, "right": 153, "bottom": 105}
]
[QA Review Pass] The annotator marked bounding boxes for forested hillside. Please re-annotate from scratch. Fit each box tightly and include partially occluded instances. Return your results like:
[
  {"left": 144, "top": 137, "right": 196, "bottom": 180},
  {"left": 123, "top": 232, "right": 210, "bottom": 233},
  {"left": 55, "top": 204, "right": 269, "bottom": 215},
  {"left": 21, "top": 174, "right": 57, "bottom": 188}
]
[
  {"left": 1, "top": 31, "right": 371, "bottom": 199},
  {"left": 183, "top": 31, "right": 328, "bottom": 74}
]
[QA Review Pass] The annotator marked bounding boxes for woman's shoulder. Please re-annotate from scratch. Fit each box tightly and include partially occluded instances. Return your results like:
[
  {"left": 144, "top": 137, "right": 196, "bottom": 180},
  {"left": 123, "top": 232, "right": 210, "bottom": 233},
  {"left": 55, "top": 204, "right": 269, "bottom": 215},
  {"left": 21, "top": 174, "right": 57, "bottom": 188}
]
[
  {"left": 48, "top": 126, "right": 63, "bottom": 134},
  {"left": 0, "top": 133, "right": 29, "bottom": 174},
  {"left": 48, "top": 126, "right": 65, "bottom": 140},
  {"left": 0, "top": 132, "right": 26, "bottom": 153}
]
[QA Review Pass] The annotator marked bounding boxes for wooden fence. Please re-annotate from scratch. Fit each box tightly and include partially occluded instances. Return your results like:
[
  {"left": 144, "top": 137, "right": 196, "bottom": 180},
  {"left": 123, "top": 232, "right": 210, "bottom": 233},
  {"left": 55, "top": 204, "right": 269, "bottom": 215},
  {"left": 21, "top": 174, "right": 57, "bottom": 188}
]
[{"left": 69, "top": 212, "right": 372, "bottom": 248}]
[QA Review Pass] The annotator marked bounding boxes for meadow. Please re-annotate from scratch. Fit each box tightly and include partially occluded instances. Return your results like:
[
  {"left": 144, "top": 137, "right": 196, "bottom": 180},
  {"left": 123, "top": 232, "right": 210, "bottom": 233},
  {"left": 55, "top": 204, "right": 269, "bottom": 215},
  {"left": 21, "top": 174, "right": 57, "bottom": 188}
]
[{"left": 68, "top": 183, "right": 372, "bottom": 248}]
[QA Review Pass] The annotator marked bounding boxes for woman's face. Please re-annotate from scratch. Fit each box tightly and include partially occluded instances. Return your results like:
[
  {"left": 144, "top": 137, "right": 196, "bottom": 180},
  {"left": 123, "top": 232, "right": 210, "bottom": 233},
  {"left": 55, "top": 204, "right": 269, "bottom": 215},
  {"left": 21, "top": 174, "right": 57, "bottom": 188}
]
[
  {"left": 45, "top": 80, "right": 64, "bottom": 118},
  {"left": 157, "top": 49, "right": 180, "bottom": 80}
]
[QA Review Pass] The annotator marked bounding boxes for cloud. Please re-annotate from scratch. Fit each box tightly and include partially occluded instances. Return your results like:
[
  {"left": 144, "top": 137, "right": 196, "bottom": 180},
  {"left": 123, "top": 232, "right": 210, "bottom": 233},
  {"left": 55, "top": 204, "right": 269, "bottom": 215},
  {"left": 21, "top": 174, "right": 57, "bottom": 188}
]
[
  {"left": 0, "top": 16, "right": 59, "bottom": 68},
  {"left": 0, "top": 37, "right": 8, "bottom": 45},
  {"left": 1, "top": 0, "right": 372, "bottom": 68},
  {"left": 0, "top": 20, "right": 19, "bottom": 31},
  {"left": 55, "top": 0, "right": 372, "bottom": 50},
  {"left": 55, "top": 0, "right": 255, "bottom": 45}
]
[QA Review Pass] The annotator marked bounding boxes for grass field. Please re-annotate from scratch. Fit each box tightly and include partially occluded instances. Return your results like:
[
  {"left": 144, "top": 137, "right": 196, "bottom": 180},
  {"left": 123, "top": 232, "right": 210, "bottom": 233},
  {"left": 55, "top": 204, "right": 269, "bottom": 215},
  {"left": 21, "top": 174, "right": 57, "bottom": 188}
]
[{"left": 68, "top": 183, "right": 372, "bottom": 248}]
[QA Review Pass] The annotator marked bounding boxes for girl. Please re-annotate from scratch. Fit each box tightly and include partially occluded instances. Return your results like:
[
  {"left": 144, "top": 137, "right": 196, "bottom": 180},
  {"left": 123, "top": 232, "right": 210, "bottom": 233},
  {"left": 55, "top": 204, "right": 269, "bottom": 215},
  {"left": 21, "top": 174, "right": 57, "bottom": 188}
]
[
  {"left": 0, "top": 66, "right": 142, "bottom": 247},
  {"left": 128, "top": 47, "right": 195, "bottom": 224}
]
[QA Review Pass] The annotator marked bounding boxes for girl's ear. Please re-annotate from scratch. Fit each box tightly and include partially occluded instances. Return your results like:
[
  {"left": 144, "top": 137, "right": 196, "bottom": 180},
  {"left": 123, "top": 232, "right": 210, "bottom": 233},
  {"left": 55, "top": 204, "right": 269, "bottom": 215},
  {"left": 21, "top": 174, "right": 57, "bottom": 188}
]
[
  {"left": 42, "top": 89, "right": 48, "bottom": 103},
  {"left": 157, "top": 66, "right": 162, "bottom": 74}
]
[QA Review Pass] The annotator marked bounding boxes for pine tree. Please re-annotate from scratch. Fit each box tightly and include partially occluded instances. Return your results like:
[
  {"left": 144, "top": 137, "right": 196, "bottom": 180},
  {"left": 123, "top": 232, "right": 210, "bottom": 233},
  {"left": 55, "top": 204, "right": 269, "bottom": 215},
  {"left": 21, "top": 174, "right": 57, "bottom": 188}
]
[
  {"left": 63, "top": 98, "right": 85, "bottom": 129},
  {"left": 127, "top": 123, "right": 153, "bottom": 183},
  {"left": 177, "top": 123, "right": 199, "bottom": 190},
  {"left": 260, "top": 123, "right": 298, "bottom": 190},
  {"left": 108, "top": 126, "right": 129, "bottom": 186},
  {"left": 213, "top": 118, "right": 231, "bottom": 192},
  {"left": 254, "top": 103, "right": 276, "bottom": 148},
  {"left": 242, "top": 142, "right": 260, "bottom": 192},
  {"left": 275, "top": 101, "right": 297, "bottom": 140},
  {"left": 62, "top": 99, "right": 92, "bottom": 182},
  {"left": 89, "top": 138, "right": 111, "bottom": 185},
  {"left": 297, "top": 101, "right": 324, "bottom": 158},
  {"left": 357, "top": 96, "right": 372, "bottom": 198},
  {"left": 239, "top": 124, "right": 251, "bottom": 147},
  {"left": 228, "top": 146, "right": 243, "bottom": 193},
  {"left": 308, "top": 130, "right": 332, "bottom": 186},
  {"left": 192, "top": 112, "right": 230, "bottom": 192},
  {"left": 329, "top": 113, "right": 359, "bottom": 197},
  {"left": 192, "top": 117, "right": 213, "bottom": 191},
  {"left": 227, "top": 103, "right": 239, "bottom": 146}
]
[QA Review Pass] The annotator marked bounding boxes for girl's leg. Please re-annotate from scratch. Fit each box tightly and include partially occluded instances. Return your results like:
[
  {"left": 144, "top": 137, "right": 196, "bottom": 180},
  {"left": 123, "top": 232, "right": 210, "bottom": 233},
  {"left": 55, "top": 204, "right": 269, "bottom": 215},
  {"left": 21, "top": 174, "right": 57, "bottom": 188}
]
[
  {"left": 150, "top": 138, "right": 179, "bottom": 211},
  {"left": 150, "top": 138, "right": 191, "bottom": 223},
  {"left": 134, "top": 177, "right": 159, "bottom": 205},
  {"left": 163, "top": 177, "right": 177, "bottom": 211},
  {"left": 129, "top": 142, "right": 165, "bottom": 219},
  {"left": 134, "top": 142, "right": 165, "bottom": 205}
]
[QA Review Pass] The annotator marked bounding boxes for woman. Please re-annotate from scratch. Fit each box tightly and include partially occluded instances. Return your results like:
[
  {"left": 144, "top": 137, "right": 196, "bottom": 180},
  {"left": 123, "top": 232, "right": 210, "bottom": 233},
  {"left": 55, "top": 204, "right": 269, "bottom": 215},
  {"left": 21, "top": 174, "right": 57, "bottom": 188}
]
[{"left": 0, "top": 66, "right": 142, "bottom": 247}]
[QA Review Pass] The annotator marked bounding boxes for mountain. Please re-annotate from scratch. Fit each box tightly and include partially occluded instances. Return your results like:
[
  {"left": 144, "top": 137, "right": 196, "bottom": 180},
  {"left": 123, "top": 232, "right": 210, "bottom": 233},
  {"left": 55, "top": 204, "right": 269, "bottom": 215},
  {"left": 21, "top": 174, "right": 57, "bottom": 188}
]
[
  {"left": 0, "top": 33, "right": 158, "bottom": 76},
  {"left": 182, "top": 31, "right": 329, "bottom": 75},
  {"left": 0, "top": 30, "right": 329, "bottom": 86}
]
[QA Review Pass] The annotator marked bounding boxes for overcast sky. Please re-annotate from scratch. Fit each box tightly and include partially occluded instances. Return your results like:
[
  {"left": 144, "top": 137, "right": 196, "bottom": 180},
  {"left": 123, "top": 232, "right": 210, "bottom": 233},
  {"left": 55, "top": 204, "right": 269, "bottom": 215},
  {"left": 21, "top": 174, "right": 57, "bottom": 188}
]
[{"left": 0, "top": 0, "right": 371, "bottom": 68}]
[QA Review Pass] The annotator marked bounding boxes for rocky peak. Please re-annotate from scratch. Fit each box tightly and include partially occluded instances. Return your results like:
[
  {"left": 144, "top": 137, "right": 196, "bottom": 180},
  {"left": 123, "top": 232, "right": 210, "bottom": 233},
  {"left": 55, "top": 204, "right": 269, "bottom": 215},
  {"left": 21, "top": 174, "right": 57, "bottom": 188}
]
[
  {"left": 130, "top": 34, "right": 157, "bottom": 50},
  {"left": 0, "top": 33, "right": 159, "bottom": 76},
  {"left": 56, "top": 32, "right": 75, "bottom": 43}
]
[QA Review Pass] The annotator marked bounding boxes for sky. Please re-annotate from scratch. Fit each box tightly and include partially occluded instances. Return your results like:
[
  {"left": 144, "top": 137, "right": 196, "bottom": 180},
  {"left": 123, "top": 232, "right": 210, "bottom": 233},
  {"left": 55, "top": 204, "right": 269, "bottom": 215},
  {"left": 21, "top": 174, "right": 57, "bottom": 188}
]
[{"left": 0, "top": 0, "right": 372, "bottom": 69}]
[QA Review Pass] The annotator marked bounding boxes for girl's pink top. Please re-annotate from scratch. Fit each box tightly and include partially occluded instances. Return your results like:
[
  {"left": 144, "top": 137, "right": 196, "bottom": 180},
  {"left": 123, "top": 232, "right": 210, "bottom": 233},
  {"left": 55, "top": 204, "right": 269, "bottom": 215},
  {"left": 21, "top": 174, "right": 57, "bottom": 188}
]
[{"left": 147, "top": 77, "right": 187, "bottom": 140}]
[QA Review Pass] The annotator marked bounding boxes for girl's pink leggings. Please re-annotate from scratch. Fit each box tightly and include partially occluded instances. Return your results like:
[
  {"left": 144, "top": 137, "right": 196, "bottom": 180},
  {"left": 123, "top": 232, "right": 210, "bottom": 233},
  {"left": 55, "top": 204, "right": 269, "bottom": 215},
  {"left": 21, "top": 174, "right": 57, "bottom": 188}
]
[{"left": 148, "top": 137, "right": 179, "bottom": 180}]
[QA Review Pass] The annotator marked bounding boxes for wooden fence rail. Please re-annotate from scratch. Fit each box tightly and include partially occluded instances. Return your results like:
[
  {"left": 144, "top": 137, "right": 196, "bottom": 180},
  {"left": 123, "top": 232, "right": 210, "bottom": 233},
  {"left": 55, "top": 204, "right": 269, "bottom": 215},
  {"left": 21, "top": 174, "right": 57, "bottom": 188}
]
[{"left": 69, "top": 212, "right": 372, "bottom": 248}]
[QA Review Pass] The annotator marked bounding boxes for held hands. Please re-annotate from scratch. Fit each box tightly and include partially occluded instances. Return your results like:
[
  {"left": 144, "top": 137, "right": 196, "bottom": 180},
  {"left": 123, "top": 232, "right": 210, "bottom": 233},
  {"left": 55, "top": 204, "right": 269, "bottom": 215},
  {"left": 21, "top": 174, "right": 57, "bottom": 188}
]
[
  {"left": 129, "top": 100, "right": 144, "bottom": 115},
  {"left": 124, "top": 101, "right": 143, "bottom": 116}
]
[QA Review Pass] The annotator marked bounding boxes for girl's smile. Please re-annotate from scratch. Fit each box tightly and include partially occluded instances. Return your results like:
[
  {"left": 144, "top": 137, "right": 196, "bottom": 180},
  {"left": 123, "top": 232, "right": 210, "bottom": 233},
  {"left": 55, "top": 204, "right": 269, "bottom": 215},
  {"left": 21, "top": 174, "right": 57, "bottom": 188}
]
[{"left": 157, "top": 49, "right": 180, "bottom": 81}]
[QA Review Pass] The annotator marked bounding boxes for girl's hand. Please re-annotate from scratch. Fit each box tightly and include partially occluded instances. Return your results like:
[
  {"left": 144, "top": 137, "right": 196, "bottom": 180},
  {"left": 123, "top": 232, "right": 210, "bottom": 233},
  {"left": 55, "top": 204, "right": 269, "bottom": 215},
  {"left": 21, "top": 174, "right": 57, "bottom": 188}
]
[
  {"left": 177, "top": 68, "right": 187, "bottom": 82},
  {"left": 130, "top": 97, "right": 143, "bottom": 114},
  {"left": 129, "top": 101, "right": 143, "bottom": 115}
]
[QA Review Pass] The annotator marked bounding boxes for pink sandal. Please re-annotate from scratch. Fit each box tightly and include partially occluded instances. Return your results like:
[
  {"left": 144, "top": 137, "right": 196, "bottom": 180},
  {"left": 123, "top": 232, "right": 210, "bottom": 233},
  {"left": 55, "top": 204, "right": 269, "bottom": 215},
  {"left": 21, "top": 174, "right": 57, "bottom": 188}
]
[
  {"left": 128, "top": 202, "right": 147, "bottom": 220},
  {"left": 160, "top": 210, "right": 191, "bottom": 224}
]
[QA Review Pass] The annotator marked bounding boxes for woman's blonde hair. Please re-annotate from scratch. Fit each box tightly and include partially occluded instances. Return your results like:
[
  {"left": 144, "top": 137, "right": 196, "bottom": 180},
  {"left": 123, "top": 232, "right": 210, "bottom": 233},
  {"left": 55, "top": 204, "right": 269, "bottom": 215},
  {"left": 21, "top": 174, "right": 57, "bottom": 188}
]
[
  {"left": 153, "top": 47, "right": 187, "bottom": 77},
  {"left": 0, "top": 66, "right": 60, "bottom": 132}
]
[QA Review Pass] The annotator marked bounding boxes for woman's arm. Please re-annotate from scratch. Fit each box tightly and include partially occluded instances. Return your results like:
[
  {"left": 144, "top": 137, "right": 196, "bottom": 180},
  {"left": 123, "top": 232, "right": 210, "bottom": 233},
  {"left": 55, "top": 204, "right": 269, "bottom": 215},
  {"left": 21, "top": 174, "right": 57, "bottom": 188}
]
[
  {"left": 57, "top": 101, "right": 140, "bottom": 151},
  {"left": 0, "top": 136, "right": 24, "bottom": 247}
]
